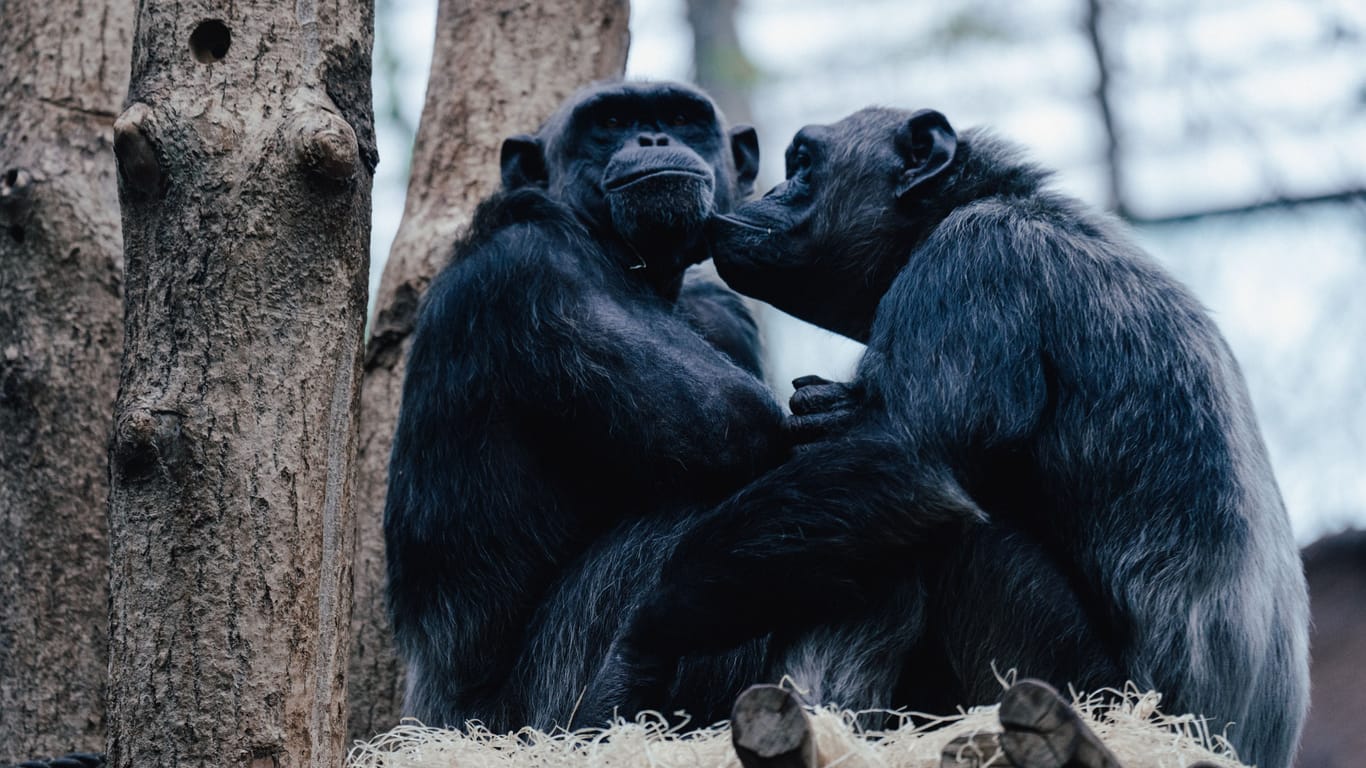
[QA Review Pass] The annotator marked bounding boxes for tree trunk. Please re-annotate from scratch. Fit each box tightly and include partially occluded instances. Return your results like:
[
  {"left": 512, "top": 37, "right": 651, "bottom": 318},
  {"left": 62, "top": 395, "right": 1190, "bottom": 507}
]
[
  {"left": 0, "top": 0, "right": 132, "bottom": 760},
  {"left": 346, "top": 0, "right": 630, "bottom": 742},
  {"left": 106, "top": 2, "right": 374, "bottom": 766},
  {"left": 686, "top": 0, "right": 757, "bottom": 128}
]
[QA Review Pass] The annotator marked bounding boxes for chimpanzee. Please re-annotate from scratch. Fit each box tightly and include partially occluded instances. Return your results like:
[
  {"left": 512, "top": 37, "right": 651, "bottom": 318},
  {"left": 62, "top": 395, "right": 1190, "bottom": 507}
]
[
  {"left": 383, "top": 80, "right": 784, "bottom": 732},
  {"left": 588, "top": 108, "right": 1309, "bottom": 768}
]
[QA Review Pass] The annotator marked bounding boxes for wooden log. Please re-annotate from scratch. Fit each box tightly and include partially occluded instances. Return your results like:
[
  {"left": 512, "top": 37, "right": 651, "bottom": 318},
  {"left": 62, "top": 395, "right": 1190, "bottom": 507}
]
[
  {"left": 998, "top": 680, "right": 1122, "bottom": 768},
  {"left": 731, "top": 685, "right": 818, "bottom": 768},
  {"left": 940, "top": 732, "right": 1004, "bottom": 767}
]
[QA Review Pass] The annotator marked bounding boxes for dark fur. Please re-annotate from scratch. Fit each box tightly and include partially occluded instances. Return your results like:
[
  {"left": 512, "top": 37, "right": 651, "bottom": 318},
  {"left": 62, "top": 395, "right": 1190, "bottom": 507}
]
[
  {"left": 384, "top": 81, "right": 783, "bottom": 732},
  {"left": 590, "top": 108, "right": 1309, "bottom": 768}
]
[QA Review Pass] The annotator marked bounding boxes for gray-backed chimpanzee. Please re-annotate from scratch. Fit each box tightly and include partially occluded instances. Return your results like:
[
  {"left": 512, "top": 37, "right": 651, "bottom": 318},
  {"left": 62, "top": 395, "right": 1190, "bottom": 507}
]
[
  {"left": 592, "top": 108, "right": 1309, "bottom": 768},
  {"left": 384, "top": 81, "right": 785, "bottom": 732}
]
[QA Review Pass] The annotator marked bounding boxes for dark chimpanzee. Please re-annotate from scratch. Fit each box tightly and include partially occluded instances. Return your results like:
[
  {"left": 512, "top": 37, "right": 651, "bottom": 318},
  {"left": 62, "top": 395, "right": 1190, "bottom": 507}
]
[
  {"left": 589, "top": 108, "right": 1310, "bottom": 768},
  {"left": 383, "top": 81, "right": 785, "bottom": 732}
]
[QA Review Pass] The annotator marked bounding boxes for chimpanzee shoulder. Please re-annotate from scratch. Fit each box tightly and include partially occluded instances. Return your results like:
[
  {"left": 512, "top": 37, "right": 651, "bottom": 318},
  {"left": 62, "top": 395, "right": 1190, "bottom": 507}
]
[{"left": 453, "top": 188, "right": 587, "bottom": 259}]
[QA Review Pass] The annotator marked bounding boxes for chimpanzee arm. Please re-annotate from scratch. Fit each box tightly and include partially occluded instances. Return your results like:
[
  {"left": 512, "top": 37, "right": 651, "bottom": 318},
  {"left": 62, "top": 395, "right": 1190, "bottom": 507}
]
[
  {"left": 543, "top": 271, "right": 783, "bottom": 489},
  {"left": 460, "top": 216, "right": 785, "bottom": 493},
  {"left": 633, "top": 433, "right": 981, "bottom": 653},
  {"left": 859, "top": 201, "right": 1051, "bottom": 453},
  {"left": 573, "top": 431, "right": 983, "bottom": 722}
]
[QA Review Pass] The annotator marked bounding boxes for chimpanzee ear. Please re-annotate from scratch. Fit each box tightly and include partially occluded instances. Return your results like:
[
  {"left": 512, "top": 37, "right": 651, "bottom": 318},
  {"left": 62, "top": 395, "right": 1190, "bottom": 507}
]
[
  {"left": 500, "top": 134, "right": 548, "bottom": 190},
  {"left": 729, "top": 125, "right": 761, "bottom": 198},
  {"left": 894, "top": 110, "right": 957, "bottom": 199}
]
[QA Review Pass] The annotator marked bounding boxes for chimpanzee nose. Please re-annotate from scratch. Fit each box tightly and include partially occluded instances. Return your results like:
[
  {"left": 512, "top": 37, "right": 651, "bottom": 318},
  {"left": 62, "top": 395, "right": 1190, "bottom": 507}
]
[{"left": 636, "top": 133, "right": 671, "bottom": 147}]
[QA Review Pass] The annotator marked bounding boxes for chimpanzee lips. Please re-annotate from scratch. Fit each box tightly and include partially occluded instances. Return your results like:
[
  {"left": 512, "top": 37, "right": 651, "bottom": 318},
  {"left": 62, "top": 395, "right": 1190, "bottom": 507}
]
[
  {"left": 603, "top": 168, "right": 711, "bottom": 193},
  {"left": 711, "top": 212, "right": 772, "bottom": 233}
]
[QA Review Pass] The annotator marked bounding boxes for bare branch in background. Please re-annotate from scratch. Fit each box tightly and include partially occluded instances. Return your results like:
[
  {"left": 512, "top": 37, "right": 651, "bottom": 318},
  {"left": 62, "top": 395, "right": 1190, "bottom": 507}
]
[{"left": 1084, "top": 0, "right": 1128, "bottom": 218}]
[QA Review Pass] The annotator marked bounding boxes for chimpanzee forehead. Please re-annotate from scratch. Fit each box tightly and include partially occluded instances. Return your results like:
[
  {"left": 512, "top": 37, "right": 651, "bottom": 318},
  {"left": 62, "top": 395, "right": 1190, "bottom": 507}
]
[
  {"left": 832, "top": 107, "right": 916, "bottom": 136},
  {"left": 542, "top": 81, "right": 720, "bottom": 137},
  {"left": 792, "top": 107, "right": 913, "bottom": 168},
  {"left": 575, "top": 89, "right": 716, "bottom": 124}
]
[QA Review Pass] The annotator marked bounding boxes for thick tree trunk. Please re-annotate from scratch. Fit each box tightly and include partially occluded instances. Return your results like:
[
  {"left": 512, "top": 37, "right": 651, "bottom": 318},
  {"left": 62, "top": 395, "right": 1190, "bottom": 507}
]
[
  {"left": 106, "top": 2, "right": 374, "bottom": 767},
  {"left": 0, "top": 0, "right": 132, "bottom": 760},
  {"left": 346, "top": 0, "right": 630, "bottom": 742}
]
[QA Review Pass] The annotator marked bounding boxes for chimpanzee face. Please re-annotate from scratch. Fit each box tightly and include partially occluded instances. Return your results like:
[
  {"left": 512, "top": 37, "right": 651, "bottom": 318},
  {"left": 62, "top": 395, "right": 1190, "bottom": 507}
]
[
  {"left": 708, "top": 108, "right": 958, "bottom": 342},
  {"left": 500, "top": 82, "right": 759, "bottom": 272}
]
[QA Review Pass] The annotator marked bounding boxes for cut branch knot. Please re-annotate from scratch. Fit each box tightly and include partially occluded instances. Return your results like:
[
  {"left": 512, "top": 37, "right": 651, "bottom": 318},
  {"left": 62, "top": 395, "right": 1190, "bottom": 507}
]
[
  {"left": 294, "top": 110, "right": 358, "bottom": 185},
  {"left": 113, "top": 103, "right": 162, "bottom": 197},
  {"left": 113, "top": 408, "right": 186, "bottom": 482},
  {"left": 0, "top": 168, "right": 36, "bottom": 229}
]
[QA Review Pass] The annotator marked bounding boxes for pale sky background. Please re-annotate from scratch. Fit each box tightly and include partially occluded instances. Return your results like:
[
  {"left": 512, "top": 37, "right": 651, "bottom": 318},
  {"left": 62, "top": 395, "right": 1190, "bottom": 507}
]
[{"left": 369, "top": 0, "right": 1366, "bottom": 544}]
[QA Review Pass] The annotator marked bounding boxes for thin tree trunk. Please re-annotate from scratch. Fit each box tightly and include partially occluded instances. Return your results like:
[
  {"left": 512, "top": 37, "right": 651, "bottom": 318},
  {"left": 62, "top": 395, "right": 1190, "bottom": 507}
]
[
  {"left": 346, "top": 0, "right": 630, "bottom": 742},
  {"left": 0, "top": 0, "right": 132, "bottom": 760},
  {"left": 686, "top": 0, "right": 757, "bottom": 128},
  {"left": 106, "top": 1, "right": 374, "bottom": 766}
]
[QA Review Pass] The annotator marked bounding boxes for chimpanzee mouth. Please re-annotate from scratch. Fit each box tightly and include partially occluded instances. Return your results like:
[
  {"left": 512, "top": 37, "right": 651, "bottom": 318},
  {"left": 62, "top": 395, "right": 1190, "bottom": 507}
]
[
  {"left": 712, "top": 213, "right": 772, "bottom": 234},
  {"left": 603, "top": 168, "right": 711, "bottom": 193}
]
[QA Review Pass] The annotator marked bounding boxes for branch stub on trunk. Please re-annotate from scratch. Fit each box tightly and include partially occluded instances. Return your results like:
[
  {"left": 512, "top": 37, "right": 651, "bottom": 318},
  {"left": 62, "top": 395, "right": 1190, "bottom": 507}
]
[
  {"left": 293, "top": 110, "right": 359, "bottom": 187},
  {"left": 0, "top": 168, "right": 36, "bottom": 231},
  {"left": 113, "top": 104, "right": 162, "bottom": 198}
]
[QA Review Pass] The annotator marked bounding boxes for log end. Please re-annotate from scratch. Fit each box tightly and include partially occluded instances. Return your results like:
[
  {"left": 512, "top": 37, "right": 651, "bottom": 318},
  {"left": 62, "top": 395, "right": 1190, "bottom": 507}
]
[
  {"left": 731, "top": 685, "right": 817, "bottom": 768},
  {"left": 998, "top": 679, "right": 1123, "bottom": 768}
]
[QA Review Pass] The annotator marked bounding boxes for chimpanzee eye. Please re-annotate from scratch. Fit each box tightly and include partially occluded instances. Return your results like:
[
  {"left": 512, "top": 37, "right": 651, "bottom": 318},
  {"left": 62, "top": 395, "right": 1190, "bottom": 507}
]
[
  {"left": 672, "top": 113, "right": 689, "bottom": 126},
  {"left": 786, "top": 146, "right": 814, "bottom": 180},
  {"left": 603, "top": 115, "right": 620, "bottom": 129}
]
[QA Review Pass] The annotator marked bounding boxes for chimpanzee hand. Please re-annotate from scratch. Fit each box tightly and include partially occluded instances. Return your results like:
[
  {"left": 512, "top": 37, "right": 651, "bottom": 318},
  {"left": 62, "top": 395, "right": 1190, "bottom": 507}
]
[{"left": 785, "top": 375, "right": 861, "bottom": 444}]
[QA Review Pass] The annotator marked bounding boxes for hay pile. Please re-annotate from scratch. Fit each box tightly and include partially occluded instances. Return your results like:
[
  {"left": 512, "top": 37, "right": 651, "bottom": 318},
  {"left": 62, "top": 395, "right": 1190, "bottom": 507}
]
[{"left": 348, "top": 684, "right": 1248, "bottom": 768}]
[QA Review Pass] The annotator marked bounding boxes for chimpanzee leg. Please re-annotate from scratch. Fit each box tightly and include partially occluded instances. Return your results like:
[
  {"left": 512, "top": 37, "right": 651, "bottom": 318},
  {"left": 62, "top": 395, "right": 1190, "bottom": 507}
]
[
  {"left": 768, "top": 524, "right": 1126, "bottom": 718},
  {"left": 769, "top": 575, "right": 928, "bottom": 712},
  {"left": 577, "top": 437, "right": 979, "bottom": 722},
  {"left": 925, "top": 524, "right": 1126, "bottom": 706},
  {"left": 510, "top": 512, "right": 766, "bottom": 730}
]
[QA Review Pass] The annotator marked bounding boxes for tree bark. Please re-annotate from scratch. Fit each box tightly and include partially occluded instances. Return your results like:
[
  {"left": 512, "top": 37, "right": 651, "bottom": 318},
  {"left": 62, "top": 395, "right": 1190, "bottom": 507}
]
[
  {"left": 0, "top": 0, "right": 132, "bottom": 760},
  {"left": 106, "top": 2, "right": 374, "bottom": 766},
  {"left": 346, "top": 0, "right": 630, "bottom": 742}
]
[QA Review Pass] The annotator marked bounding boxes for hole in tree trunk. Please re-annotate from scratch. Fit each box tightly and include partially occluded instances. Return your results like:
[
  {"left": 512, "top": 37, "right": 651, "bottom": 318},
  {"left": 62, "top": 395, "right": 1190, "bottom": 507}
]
[{"left": 190, "top": 20, "right": 231, "bottom": 63}]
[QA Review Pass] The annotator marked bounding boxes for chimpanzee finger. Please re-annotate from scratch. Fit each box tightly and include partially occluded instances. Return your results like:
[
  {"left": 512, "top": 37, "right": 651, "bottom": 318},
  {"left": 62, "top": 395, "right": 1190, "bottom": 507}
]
[
  {"left": 792, "top": 374, "right": 834, "bottom": 390},
  {"left": 790, "top": 381, "right": 856, "bottom": 416},
  {"left": 784, "top": 410, "right": 855, "bottom": 444}
]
